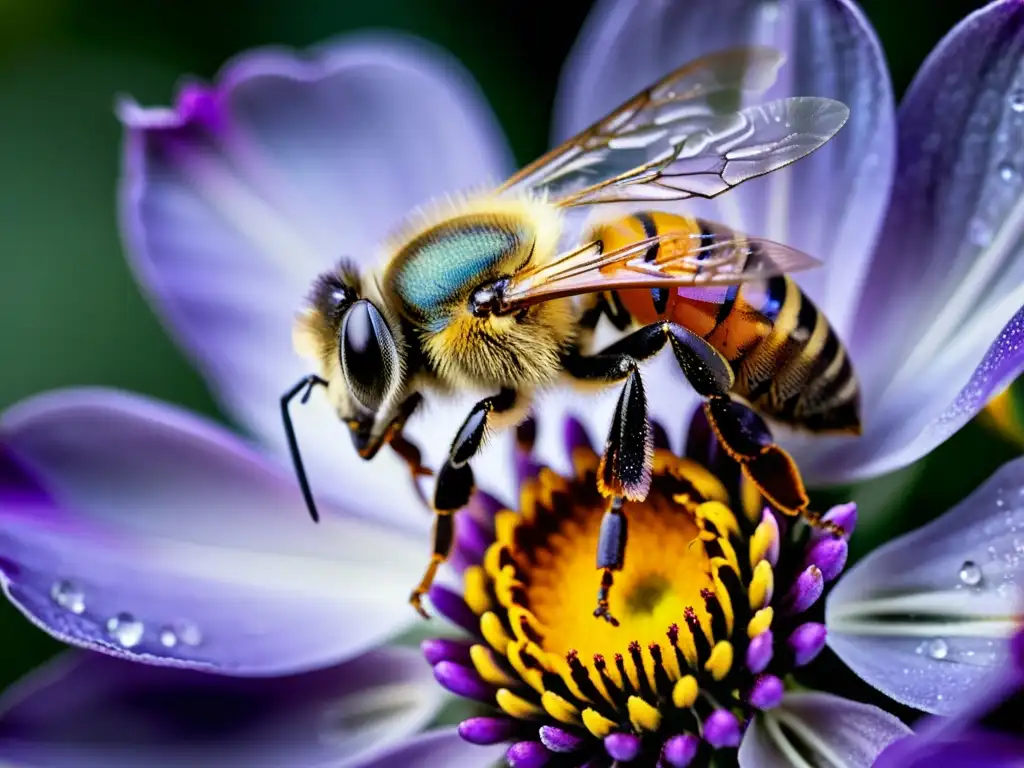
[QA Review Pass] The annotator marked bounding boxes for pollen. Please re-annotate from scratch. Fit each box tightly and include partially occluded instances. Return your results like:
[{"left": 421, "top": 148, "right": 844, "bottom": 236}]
[{"left": 426, "top": 416, "right": 855, "bottom": 767}]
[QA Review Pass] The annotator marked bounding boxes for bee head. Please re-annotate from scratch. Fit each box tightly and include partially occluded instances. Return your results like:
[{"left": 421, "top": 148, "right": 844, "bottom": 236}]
[{"left": 294, "top": 263, "right": 405, "bottom": 456}]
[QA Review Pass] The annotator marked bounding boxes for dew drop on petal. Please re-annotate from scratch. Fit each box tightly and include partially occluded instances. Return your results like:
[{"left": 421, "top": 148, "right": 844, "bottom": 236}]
[
  {"left": 999, "top": 162, "right": 1018, "bottom": 182},
  {"left": 106, "top": 613, "right": 144, "bottom": 648},
  {"left": 177, "top": 622, "right": 202, "bottom": 647},
  {"left": 50, "top": 580, "right": 85, "bottom": 614},
  {"left": 1009, "top": 89, "right": 1024, "bottom": 113},
  {"left": 958, "top": 560, "right": 983, "bottom": 586},
  {"left": 159, "top": 627, "right": 178, "bottom": 648},
  {"left": 927, "top": 638, "right": 949, "bottom": 660}
]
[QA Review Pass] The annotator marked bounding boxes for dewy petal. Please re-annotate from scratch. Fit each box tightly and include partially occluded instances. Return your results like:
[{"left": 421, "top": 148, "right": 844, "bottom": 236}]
[
  {"left": 0, "top": 388, "right": 425, "bottom": 674},
  {"left": 353, "top": 728, "right": 505, "bottom": 768},
  {"left": 553, "top": 0, "right": 895, "bottom": 332},
  {"left": 119, "top": 34, "right": 514, "bottom": 527},
  {"left": 0, "top": 647, "right": 444, "bottom": 768},
  {"left": 826, "top": 456, "right": 1024, "bottom": 714},
  {"left": 738, "top": 692, "right": 911, "bottom": 768},
  {"left": 839, "top": 0, "right": 1024, "bottom": 480}
]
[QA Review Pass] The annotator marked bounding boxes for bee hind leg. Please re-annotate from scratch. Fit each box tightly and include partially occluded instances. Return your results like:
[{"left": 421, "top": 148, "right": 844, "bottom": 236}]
[{"left": 408, "top": 388, "right": 521, "bottom": 619}]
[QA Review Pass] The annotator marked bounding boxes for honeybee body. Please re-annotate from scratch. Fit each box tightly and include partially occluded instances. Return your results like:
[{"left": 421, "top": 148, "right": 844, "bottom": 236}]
[{"left": 588, "top": 212, "right": 861, "bottom": 434}]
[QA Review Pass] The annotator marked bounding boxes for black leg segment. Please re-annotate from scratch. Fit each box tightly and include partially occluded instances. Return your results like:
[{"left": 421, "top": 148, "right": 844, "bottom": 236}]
[
  {"left": 594, "top": 497, "right": 627, "bottom": 626},
  {"left": 410, "top": 388, "right": 520, "bottom": 618}
]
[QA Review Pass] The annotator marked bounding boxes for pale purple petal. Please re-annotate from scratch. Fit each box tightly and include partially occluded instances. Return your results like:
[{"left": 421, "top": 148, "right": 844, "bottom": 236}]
[
  {"left": 877, "top": 732, "right": 1024, "bottom": 768},
  {"left": 826, "top": 456, "right": 1024, "bottom": 714},
  {"left": 0, "top": 647, "right": 444, "bottom": 768},
  {"left": 353, "top": 728, "right": 505, "bottom": 768},
  {"left": 738, "top": 692, "right": 911, "bottom": 768},
  {"left": 0, "top": 389, "right": 425, "bottom": 674},
  {"left": 554, "top": 0, "right": 895, "bottom": 331},
  {"left": 816, "top": 0, "right": 1024, "bottom": 482},
  {"left": 119, "top": 35, "right": 515, "bottom": 527}
]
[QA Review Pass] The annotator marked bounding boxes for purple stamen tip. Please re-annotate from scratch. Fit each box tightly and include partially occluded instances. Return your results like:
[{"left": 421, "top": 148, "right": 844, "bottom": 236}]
[
  {"left": 605, "top": 733, "right": 642, "bottom": 761},
  {"left": 427, "top": 585, "right": 479, "bottom": 635},
  {"left": 420, "top": 637, "right": 473, "bottom": 666},
  {"left": 788, "top": 622, "right": 828, "bottom": 666},
  {"left": 703, "top": 710, "right": 741, "bottom": 749},
  {"left": 432, "top": 661, "right": 496, "bottom": 702},
  {"left": 539, "top": 725, "right": 584, "bottom": 753},
  {"left": 804, "top": 536, "right": 848, "bottom": 582},
  {"left": 563, "top": 415, "right": 594, "bottom": 457},
  {"left": 748, "top": 674, "right": 785, "bottom": 710},
  {"left": 784, "top": 565, "right": 824, "bottom": 615},
  {"left": 507, "top": 740, "right": 552, "bottom": 768},
  {"left": 745, "top": 630, "right": 774, "bottom": 674},
  {"left": 662, "top": 733, "right": 700, "bottom": 767},
  {"left": 816, "top": 502, "right": 857, "bottom": 540},
  {"left": 459, "top": 716, "right": 517, "bottom": 745}
]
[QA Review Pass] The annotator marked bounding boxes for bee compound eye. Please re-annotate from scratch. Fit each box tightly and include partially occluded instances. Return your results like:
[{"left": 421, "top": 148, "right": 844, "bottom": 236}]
[{"left": 339, "top": 300, "right": 399, "bottom": 413}]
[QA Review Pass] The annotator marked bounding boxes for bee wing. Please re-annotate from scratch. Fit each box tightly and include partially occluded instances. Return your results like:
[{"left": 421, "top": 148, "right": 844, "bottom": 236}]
[
  {"left": 500, "top": 226, "right": 821, "bottom": 309},
  {"left": 497, "top": 47, "right": 849, "bottom": 207}
]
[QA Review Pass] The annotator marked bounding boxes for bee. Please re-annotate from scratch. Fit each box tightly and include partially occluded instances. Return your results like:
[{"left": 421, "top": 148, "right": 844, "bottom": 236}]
[{"left": 284, "top": 47, "right": 858, "bottom": 623}]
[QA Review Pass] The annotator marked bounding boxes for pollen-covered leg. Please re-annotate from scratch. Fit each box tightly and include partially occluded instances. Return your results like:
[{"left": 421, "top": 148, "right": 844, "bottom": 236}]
[{"left": 409, "top": 388, "right": 521, "bottom": 619}]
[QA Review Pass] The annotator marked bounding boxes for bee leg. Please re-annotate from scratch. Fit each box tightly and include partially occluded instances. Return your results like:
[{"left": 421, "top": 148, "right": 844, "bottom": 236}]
[
  {"left": 409, "top": 388, "right": 520, "bottom": 619},
  {"left": 281, "top": 374, "right": 329, "bottom": 524}
]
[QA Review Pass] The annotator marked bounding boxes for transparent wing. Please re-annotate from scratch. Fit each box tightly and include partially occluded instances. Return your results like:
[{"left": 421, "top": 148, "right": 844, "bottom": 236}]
[
  {"left": 498, "top": 46, "right": 849, "bottom": 207},
  {"left": 500, "top": 226, "right": 821, "bottom": 309}
]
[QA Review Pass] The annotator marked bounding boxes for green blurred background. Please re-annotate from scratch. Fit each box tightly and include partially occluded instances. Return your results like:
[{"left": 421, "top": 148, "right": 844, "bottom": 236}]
[{"left": 0, "top": 0, "right": 1021, "bottom": 713}]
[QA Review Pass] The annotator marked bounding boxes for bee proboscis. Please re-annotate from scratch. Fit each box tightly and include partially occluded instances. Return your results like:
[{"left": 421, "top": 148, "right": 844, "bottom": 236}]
[{"left": 284, "top": 47, "right": 857, "bottom": 623}]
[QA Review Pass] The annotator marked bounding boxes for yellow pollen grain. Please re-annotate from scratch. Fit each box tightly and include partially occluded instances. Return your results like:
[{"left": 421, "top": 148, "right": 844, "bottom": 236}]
[
  {"left": 494, "top": 510, "right": 519, "bottom": 545},
  {"left": 705, "top": 640, "right": 734, "bottom": 681},
  {"left": 496, "top": 688, "right": 543, "bottom": 719},
  {"left": 508, "top": 641, "right": 546, "bottom": 693},
  {"left": 749, "top": 560, "right": 774, "bottom": 610},
  {"left": 673, "top": 675, "right": 699, "bottom": 709},
  {"left": 748, "top": 607, "right": 774, "bottom": 638},
  {"left": 749, "top": 514, "right": 778, "bottom": 567},
  {"left": 541, "top": 690, "right": 581, "bottom": 724},
  {"left": 628, "top": 696, "right": 662, "bottom": 732},
  {"left": 481, "top": 611, "right": 513, "bottom": 653},
  {"left": 463, "top": 566, "right": 492, "bottom": 614},
  {"left": 582, "top": 707, "right": 617, "bottom": 739},
  {"left": 470, "top": 644, "right": 517, "bottom": 686}
]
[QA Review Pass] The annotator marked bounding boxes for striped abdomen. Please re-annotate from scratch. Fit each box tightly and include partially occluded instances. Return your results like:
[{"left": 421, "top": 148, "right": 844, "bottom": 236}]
[{"left": 599, "top": 211, "right": 861, "bottom": 435}]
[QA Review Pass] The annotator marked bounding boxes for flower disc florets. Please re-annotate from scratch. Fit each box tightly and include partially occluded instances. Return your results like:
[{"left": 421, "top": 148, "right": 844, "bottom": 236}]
[{"left": 424, "top": 417, "right": 853, "bottom": 767}]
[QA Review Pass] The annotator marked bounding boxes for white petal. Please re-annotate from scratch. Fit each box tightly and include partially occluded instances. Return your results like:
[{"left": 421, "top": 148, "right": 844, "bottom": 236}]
[
  {"left": 826, "top": 456, "right": 1024, "bottom": 713},
  {"left": 739, "top": 692, "right": 912, "bottom": 768}
]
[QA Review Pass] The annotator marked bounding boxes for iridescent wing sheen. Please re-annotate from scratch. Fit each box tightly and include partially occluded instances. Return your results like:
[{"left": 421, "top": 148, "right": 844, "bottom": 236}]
[
  {"left": 499, "top": 227, "right": 821, "bottom": 309},
  {"left": 498, "top": 47, "right": 849, "bottom": 207}
]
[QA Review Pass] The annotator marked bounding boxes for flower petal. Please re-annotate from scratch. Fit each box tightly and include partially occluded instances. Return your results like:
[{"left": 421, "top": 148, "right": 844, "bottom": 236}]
[
  {"left": 0, "top": 647, "right": 444, "bottom": 767},
  {"left": 738, "top": 692, "right": 911, "bottom": 768},
  {"left": 353, "top": 728, "right": 505, "bottom": 768},
  {"left": 839, "top": 0, "right": 1024, "bottom": 479},
  {"left": 826, "top": 456, "right": 1024, "bottom": 714},
  {"left": 876, "top": 731, "right": 1024, "bottom": 768},
  {"left": 119, "top": 35, "right": 514, "bottom": 527},
  {"left": 554, "top": 0, "right": 895, "bottom": 331},
  {"left": 0, "top": 388, "right": 425, "bottom": 674}
]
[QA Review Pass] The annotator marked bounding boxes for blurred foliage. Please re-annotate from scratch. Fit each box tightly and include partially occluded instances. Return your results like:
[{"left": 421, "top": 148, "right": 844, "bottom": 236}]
[{"left": 0, "top": 0, "right": 1019, "bottom": 712}]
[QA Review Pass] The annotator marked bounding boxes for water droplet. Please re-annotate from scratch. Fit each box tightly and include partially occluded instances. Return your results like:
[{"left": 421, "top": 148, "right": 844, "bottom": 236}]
[
  {"left": 915, "top": 641, "right": 928, "bottom": 655},
  {"left": 177, "top": 622, "right": 202, "bottom": 647},
  {"left": 997, "top": 498, "right": 1006, "bottom": 508},
  {"left": 106, "top": 613, "right": 144, "bottom": 648},
  {"left": 928, "top": 638, "right": 949, "bottom": 660},
  {"left": 1010, "top": 89, "right": 1024, "bottom": 113},
  {"left": 959, "top": 560, "right": 983, "bottom": 586},
  {"left": 969, "top": 218, "right": 993, "bottom": 247},
  {"left": 159, "top": 627, "right": 178, "bottom": 648},
  {"left": 999, "top": 162, "right": 1018, "bottom": 182},
  {"left": 50, "top": 580, "right": 85, "bottom": 614}
]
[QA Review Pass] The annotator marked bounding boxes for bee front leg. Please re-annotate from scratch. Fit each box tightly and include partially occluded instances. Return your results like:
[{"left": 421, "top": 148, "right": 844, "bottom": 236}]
[{"left": 409, "top": 388, "right": 521, "bottom": 619}]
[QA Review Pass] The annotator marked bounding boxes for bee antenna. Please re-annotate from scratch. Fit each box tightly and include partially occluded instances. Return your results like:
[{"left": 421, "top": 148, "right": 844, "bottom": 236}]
[{"left": 281, "top": 374, "right": 328, "bottom": 523}]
